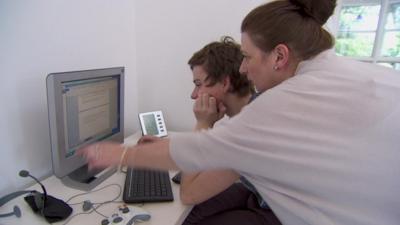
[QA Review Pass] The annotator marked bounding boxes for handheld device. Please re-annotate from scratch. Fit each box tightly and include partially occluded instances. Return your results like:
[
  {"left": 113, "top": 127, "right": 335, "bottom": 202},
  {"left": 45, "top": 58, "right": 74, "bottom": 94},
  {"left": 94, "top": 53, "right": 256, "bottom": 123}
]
[
  {"left": 100, "top": 204, "right": 151, "bottom": 225},
  {"left": 138, "top": 111, "right": 167, "bottom": 137}
]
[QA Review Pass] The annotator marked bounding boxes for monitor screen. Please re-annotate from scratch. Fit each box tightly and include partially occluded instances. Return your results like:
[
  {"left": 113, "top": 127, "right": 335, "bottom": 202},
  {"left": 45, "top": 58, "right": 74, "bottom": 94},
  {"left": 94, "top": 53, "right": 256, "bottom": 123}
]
[
  {"left": 47, "top": 67, "right": 124, "bottom": 190},
  {"left": 61, "top": 76, "right": 120, "bottom": 158}
]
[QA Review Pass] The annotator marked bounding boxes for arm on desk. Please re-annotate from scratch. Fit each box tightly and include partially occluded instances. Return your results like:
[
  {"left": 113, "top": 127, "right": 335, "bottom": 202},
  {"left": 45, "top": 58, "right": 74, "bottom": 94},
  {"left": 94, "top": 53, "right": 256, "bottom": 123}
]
[
  {"left": 179, "top": 97, "right": 239, "bottom": 204},
  {"left": 180, "top": 170, "right": 240, "bottom": 205}
]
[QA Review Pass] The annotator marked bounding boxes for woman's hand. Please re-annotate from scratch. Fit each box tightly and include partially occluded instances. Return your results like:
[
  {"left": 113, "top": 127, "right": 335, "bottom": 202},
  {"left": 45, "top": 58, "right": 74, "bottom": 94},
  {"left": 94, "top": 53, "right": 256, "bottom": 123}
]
[
  {"left": 78, "top": 138, "right": 178, "bottom": 171},
  {"left": 193, "top": 93, "right": 226, "bottom": 130},
  {"left": 137, "top": 135, "right": 161, "bottom": 145},
  {"left": 77, "top": 142, "right": 125, "bottom": 170}
]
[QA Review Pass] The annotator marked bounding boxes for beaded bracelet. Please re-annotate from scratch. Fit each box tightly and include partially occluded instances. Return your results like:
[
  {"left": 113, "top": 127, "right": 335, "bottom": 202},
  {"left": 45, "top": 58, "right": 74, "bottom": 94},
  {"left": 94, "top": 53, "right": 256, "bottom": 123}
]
[{"left": 118, "top": 146, "right": 129, "bottom": 172}]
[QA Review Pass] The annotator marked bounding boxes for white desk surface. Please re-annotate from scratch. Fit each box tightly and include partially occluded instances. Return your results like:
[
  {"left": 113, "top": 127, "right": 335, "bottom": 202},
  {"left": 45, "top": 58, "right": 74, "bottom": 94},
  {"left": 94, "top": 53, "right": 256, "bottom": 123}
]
[{"left": 0, "top": 132, "right": 192, "bottom": 225}]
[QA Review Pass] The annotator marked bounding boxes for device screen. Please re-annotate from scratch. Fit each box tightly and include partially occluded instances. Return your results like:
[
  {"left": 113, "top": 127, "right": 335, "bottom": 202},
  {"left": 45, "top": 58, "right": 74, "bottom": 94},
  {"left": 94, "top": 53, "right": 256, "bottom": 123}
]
[{"left": 142, "top": 114, "right": 159, "bottom": 136}]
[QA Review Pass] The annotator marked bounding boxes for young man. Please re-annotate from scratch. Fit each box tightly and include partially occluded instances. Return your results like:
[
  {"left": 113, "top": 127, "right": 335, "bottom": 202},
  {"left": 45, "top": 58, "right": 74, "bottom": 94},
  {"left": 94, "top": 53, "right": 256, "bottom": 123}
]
[{"left": 180, "top": 36, "right": 279, "bottom": 225}]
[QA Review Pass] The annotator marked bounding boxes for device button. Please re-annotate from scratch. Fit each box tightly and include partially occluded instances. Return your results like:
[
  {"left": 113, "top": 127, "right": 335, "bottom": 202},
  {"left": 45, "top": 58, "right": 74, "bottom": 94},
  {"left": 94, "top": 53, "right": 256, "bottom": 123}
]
[
  {"left": 101, "top": 219, "right": 110, "bottom": 225},
  {"left": 126, "top": 218, "right": 135, "bottom": 225},
  {"left": 121, "top": 207, "right": 130, "bottom": 214},
  {"left": 113, "top": 216, "right": 123, "bottom": 223}
]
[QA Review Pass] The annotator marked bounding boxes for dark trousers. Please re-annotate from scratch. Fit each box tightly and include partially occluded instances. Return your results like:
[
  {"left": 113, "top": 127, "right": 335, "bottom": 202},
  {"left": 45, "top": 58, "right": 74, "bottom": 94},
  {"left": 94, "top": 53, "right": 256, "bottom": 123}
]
[{"left": 182, "top": 183, "right": 282, "bottom": 225}]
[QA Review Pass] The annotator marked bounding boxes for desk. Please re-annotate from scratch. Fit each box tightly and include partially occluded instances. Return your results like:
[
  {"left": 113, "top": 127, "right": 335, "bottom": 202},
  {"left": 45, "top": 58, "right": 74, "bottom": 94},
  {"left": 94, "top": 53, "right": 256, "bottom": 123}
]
[{"left": 0, "top": 132, "right": 192, "bottom": 225}]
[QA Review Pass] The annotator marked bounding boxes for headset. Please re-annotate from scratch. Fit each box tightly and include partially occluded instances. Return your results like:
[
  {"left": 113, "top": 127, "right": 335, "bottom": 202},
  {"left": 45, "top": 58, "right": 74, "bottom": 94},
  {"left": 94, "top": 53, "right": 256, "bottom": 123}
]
[
  {"left": 0, "top": 170, "right": 72, "bottom": 223},
  {"left": 0, "top": 190, "right": 32, "bottom": 218}
]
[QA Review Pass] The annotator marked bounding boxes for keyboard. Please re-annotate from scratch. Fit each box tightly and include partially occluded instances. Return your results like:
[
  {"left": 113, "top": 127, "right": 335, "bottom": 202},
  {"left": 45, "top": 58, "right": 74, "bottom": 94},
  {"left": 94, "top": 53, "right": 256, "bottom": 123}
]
[{"left": 123, "top": 168, "right": 174, "bottom": 203}]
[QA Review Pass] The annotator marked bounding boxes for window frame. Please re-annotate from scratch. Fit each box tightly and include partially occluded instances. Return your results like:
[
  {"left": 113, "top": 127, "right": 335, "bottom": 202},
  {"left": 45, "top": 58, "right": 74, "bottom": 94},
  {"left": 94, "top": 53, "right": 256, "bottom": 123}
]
[{"left": 337, "top": 0, "right": 400, "bottom": 66}]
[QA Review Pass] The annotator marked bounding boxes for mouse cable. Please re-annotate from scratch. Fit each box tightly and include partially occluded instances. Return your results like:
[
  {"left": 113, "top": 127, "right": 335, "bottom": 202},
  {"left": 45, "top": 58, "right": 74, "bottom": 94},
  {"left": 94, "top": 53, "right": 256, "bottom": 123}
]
[
  {"left": 66, "top": 183, "right": 122, "bottom": 204},
  {"left": 61, "top": 183, "right": 122, "bottom": 225},
  {"left": 61, "top": 202, "right": 108, "bottom": 225},
  {"left": 90, "top": 203, "right": 108, "bottom": 218}
]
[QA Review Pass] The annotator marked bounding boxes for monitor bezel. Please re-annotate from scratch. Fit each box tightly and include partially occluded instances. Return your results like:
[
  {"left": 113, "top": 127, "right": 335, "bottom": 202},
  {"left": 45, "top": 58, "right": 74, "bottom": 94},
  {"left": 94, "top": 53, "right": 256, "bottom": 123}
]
[{"left": 46, "top": 67, "right": 125, "bottom": 179}]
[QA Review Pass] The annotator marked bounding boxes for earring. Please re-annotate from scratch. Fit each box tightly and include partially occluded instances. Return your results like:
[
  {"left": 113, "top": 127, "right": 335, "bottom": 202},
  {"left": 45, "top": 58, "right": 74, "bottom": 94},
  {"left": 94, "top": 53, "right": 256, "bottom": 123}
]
[{"left": 273, "top": 66, "right": 278, "bottom": 70}]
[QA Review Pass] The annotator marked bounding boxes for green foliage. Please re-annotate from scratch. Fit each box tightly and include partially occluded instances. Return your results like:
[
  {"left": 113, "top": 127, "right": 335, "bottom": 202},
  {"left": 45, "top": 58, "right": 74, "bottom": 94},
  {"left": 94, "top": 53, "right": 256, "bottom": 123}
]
[
  {"left": 335, "top": 5, "right": 377, "bottom": 57},
  {"left": 335, "top": 32, "right": 374, "bottom": 57},
  {"left": 386, "top": 33, "right": 400, "bottom": 57},
  {"left": 389, "top": 3, "right": 400, "bottom": 29},
  {"left": 339, "top": 6, "right": 366, "bottom": 30},
  {"left": 335, "top": 2, "right": 400, "bottom": 69}
]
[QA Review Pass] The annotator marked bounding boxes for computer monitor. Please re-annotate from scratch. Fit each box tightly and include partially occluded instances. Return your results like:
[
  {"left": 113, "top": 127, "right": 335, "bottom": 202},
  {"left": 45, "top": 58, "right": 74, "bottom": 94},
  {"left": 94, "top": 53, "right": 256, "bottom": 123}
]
[{"left": 46, "top": 67, "right": 124, "bottom": 191}]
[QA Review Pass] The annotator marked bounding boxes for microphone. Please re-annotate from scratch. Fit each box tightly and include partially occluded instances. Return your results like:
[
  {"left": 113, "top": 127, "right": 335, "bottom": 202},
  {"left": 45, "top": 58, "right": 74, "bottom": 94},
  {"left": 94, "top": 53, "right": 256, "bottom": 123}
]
[
  {"left": 17, "top": 170, "right": 73, "bottom": 222},
  {"left": 19, "top": 170, "right": 47, "bottom": 203}
]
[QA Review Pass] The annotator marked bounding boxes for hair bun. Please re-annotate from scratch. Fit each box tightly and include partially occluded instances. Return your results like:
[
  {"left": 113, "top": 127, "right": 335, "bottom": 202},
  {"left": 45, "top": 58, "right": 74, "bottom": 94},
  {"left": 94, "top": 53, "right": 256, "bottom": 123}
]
[{"left": 289, "top": 0, "right": 336, "bottom": 25}]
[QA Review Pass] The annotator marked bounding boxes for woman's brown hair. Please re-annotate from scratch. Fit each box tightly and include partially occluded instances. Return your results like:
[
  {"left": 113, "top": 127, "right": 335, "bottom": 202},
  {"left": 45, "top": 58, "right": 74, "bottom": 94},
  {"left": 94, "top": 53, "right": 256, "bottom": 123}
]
[{"left": 241, "top": 0, "right": 336, "bottom": 60}]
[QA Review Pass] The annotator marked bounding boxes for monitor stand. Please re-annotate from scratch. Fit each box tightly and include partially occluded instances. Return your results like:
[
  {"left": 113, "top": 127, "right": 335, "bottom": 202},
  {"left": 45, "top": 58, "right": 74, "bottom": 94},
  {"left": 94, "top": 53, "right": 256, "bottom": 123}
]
[{"left": 60, "top": 165, "right": 116, "bottom": 191}]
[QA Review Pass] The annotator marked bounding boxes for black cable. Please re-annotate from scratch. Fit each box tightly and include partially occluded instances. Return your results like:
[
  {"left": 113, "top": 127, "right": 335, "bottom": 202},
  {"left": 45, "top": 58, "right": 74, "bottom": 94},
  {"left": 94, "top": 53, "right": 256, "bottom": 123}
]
[
  {"left": 91, "top": 203, "right": 108, "bottom": 218},
  {"left": 62, "top": 183, "right": 123, "bottom": 225},
  {"left": 66, "top": 183, "right": 122, "bottom": 204}
]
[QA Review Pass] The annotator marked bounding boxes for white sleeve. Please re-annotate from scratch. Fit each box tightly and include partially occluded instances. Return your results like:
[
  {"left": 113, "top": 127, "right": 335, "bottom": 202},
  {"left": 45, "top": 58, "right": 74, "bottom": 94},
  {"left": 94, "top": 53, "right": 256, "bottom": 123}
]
[
  {"left": 169, "top": 129, "right": 236, "bottom": 173},
  {"left": 169, "top": 103, "right": 261, "bottom": 173}
]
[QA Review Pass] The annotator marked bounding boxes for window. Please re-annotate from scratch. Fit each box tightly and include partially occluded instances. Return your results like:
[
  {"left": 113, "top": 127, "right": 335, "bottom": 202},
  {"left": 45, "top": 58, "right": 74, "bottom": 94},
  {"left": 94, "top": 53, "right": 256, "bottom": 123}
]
[{"left": 335, "top": 0, "right": 400, "bottom": 70}]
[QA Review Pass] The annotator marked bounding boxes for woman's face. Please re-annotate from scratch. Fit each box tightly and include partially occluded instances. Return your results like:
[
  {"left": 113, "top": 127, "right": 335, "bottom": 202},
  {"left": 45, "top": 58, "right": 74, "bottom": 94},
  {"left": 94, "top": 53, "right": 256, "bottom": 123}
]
[
  {"left": 190, "top": 65, "right": 225, "bottom": 102},
  {"left": 239, "top": 32, "right": 278, "bottom": 93}
]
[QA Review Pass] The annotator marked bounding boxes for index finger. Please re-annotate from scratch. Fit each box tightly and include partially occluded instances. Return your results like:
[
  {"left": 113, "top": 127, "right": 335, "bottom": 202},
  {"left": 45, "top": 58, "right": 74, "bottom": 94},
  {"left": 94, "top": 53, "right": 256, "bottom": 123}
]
[
  {"left": 202, "top": 93, "right": 210, "bottom": 109},
  {"left": 209, "top": 96, "right": 217, "bottom": 112},
  {"left": 76, "top": 144, "right": 92, "bottom": 157}
]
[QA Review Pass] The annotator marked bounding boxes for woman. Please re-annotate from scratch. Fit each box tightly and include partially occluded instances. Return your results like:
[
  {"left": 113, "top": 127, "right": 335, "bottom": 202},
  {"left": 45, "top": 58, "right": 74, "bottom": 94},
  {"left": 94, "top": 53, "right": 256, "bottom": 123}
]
[{"left": 80, "top": 1, "right": 400, "bottom": 224}]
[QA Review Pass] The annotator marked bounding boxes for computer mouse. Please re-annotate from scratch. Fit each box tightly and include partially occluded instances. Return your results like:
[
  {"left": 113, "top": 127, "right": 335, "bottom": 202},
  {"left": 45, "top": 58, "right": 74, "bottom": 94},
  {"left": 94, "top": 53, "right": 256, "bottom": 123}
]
[
  {"left": 171, "top": 172, "right": 182, "bottom": 184},
  {"left": 122, "top": 205, "right": 151, "bottom": 225}
]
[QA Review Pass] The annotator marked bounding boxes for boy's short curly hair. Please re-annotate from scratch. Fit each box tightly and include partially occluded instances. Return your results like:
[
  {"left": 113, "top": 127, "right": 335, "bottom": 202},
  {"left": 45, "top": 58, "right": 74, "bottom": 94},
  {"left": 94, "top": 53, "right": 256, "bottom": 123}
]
[{"left": 188, "top": 36, "right": 254, "bottom": 97}]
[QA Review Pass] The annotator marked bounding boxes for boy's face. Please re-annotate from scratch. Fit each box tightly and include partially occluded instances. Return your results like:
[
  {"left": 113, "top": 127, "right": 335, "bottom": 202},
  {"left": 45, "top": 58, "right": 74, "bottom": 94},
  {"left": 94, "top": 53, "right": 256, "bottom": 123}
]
[{"left": 191, "top": 65, "right": 225, "bottom": 103}]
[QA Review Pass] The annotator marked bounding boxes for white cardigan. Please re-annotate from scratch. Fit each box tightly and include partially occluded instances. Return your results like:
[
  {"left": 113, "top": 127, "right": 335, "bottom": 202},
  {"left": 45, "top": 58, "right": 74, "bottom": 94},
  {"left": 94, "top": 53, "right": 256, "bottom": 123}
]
[{"left": 171, "top": 50, "right": 400, "bottom": 225}]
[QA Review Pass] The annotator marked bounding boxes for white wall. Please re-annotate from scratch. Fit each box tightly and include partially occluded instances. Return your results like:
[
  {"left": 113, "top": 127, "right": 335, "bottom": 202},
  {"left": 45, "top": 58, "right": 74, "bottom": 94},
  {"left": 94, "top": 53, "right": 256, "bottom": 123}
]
[
  {"left": 0, "top": 0, "right": 138, "bottom": 196},
  {"left": 134, "top": 0, "right": 266, "bottom": 131},
  {"left": 326, "top": 0, "right": 343, "bottom": 36}
]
